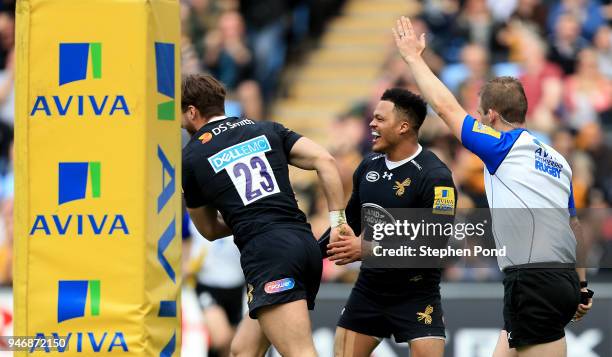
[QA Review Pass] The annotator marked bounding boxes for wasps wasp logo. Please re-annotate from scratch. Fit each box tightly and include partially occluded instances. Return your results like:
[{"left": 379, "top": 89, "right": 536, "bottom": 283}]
[
  {"left": 247, "top": 284, "right": 254, "bottom": 304},
  {"left": 393, "top": 178, "right": 411, "bottom": 196},
  {"left": 417, "top": 305, "right": 434, "bottom": 325}
]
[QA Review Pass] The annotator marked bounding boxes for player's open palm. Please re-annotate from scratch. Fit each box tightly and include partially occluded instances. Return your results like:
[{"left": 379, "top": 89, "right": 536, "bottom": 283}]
[{"left": 392, "top": 16, "right": 426, "bottom": 63}]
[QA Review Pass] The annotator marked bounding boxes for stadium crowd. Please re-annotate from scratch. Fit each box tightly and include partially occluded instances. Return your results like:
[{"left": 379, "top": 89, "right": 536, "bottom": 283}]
[{"left": 0, "top": 0, "right": 610, "bottom": 288}]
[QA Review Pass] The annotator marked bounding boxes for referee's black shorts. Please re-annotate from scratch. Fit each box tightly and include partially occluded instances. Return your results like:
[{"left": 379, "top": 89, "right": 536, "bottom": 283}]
[
  {"left": 239, "top": 228, "right": 322, "bottom": 319},
  {"left": 503, "top": 266, "right": 580, "bottom": 348}
]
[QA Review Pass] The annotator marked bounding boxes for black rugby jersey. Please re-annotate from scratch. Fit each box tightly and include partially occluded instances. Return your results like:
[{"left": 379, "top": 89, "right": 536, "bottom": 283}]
[
  {"left": 346, "top": 147, "right": 457, "bottom": 293},
  {"left": 182, "top": 117, "right": 310, "bottom": 248}
]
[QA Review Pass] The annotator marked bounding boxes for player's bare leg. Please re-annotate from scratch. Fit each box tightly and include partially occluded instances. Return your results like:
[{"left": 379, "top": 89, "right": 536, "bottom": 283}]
[
  {"left": 493, "top": 330, "right": 518, "bottom": 357},
  {"left": 204, "top": 305, "right": 235, "bottom": 357},
  {"left": 333, "top": 327, "right": 380, "bottom": 357},
  {"left": 257, "top": 299, "right": 317, "bottom": 357},
  {"left": 409, "top": 337, "right": 444, "bottom": 357},
  {"left": 516, "top": 337, "right": 567, "bottom": 357},
  {"left": 230, "top": 315, "right": 270, "bottom": 357}
]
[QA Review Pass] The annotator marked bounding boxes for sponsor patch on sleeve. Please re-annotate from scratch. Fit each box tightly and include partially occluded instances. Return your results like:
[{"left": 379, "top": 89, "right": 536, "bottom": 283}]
[
  {"left": 472, "top": 121, "right": 501, "bottom": 139},
  {"left": 433, "top": 186, "right": 455, "bottom": 215}
]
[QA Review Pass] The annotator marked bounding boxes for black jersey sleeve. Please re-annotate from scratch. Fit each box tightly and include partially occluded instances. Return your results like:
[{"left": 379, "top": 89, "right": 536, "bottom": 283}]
[
  {"left": 271, "top": 122, "right": 302, "bottom": 156},
  {"left": 182, "top": 157, "right": 207, "bottom": 208},
  {"left": 345, "top": 159, "right": 368, "bottom": 234},
  {"left": 418, "top": 167, "right": 457, "bottom": 218}
]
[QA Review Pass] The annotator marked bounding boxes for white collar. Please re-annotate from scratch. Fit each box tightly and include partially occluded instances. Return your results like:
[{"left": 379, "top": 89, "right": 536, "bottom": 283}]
[
  {"left": 385, "top": 144, "right": 422, "bottom": 170},
  {"left": 208, "top": 115, "right": 227, "bottom": 123}
]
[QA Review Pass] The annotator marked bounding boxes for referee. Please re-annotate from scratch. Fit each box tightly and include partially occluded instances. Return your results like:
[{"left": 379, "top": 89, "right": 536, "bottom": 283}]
[
  {"left": 392, "top": 17, "right": 592, "bottom": 357},
  {"left": 327, "top": 88, "right": 456, "bottom": 357}
]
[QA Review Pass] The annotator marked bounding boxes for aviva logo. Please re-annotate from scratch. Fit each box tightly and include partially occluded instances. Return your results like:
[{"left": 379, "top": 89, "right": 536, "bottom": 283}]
[
  {"left": 31, "top": 280, "right": 128, "bottom": 353},
  {"left": 29, "top": 42, "right": 130, "bottom": 117},
  {"left": 58, "top": 280, "right": 100, "bottom": 322},
  {"left": 59, "top": 162, "right": 101, "bottom": 205},
  {"left": 155, "top": 42, "right": 175, "bottom": 120},
  {"left": 29, "top": 162, "right": 129, "bottom": 236},
  {"left": 59, "top": 43, "right": 102, "bottom": 86}
]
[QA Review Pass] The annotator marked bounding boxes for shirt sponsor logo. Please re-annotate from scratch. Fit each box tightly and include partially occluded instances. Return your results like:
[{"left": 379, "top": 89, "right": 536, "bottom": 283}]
[
  {"left": 366, "top": 171, "right": 380, "bottom": 182},
  {"left": 208, "top": 135, "right": 271, "bottom": 173},
  {"left": 472, "top": 121, "right": 501, "bottom": 139},
  {"left": 199, "top": 132, "right": 212, "bottom": 144},
  {"left": 433, "top": 186, "right": 455, "bottom": 215},
  {"left": 212, "top": 118, "right": 256, "bottom": 135},
  {"left": 264, "top": 278, "right": 295, "bottom": 294}
]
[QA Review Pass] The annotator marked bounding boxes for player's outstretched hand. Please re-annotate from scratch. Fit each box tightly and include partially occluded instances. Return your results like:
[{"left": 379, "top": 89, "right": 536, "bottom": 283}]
[
  {"left": 392, "top": 16, "right": 426, "bottom": 63},
  {"left": 327, "top": 230, "right": 361, "bottom": 266},
  {"left": 573, "top": 288, "right": 593, "bottom": 322}
]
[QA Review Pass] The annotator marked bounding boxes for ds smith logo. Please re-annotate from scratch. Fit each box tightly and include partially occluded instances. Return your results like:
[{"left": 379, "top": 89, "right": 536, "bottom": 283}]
[
  {"left": 29, "top": 162, "right": 129, "bottom": 237},
  {"left": 30, "top": 280, "right": 128, "bottom": 353},
  {"left": 30, "top": 42, "right": 130, "bottom": 118}
]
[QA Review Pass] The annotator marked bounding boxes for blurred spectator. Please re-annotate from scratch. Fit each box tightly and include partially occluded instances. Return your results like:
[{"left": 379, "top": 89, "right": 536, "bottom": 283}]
[
  {"left": 551, "top": 128, "right": 593, "bottom": 208},
  {"left": 0, "top": 11, "right": 13, "bottom": 126},
  {"left": 547, "top": 0, "right": 606, "bottom": 41},
  {"left": 239, "top": 0, "right": 289, "bottom": 102},
  {"left": 441, "top": 43, "right": 491, "bottom": 96},
  {"left": 0, "top": 10, "right": 12, "bottom": 70},
  {"left": 563, "top": 48, "right": 612, "bottom": 127},
  {"left": 181, "top": 36, "right": 204, "bottom": 75},
  {"left": 593, "top": 25, "right": 612, "bottom": 79},
  {"left": 548, "top": 13, "right": 589, "bottom": 74},
  {"left": 204, "top": 11, "right": 252, "bottom": 90},
  {"left": 236, "top": 80, "right": 263, "bottom": 120},
  {"left": 576, "top": 123, "right": 612, "bottom": 205},
  {"left": 508, "top": 0, "right": 549, "bottom": 35},
  {"left": 422, "top": 0, "right": 461, "bottom": 62},
  {"left": 450, "top": 0, "right": 509, "bottom": 63},
  {"left": 182, "top": 0, "right": 233, "bottom": 58},
  {"left": 517, "top": 32, "right": 563, "bottom": 132}
]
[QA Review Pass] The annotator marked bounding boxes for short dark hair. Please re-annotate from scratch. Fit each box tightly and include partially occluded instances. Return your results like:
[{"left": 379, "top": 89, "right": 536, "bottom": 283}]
[
  {"left": 480, "top": 77, "right": 527, "bottom": 124},
  {"left": 181, "top": 74, "right": 226, "bottom": 118},
  {"left": 380, "top": 88, "right": 427, "bottom": 131}
]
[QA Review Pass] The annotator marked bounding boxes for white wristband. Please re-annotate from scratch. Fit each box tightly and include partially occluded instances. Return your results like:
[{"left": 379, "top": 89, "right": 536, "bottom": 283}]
[{"left": 329, "top": 210, "right": 347, "bottom": 228}]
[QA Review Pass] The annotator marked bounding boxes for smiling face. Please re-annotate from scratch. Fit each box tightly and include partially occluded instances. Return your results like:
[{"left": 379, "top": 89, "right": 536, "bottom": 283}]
[{"left": 370, "top": 100, "right": 411, "bottom": 153}]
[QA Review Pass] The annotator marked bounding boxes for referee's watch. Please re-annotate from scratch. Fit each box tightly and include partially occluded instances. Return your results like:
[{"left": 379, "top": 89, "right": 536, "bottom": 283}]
[{"left": 580, "top": 281, "right": 588, "bottom": 288}]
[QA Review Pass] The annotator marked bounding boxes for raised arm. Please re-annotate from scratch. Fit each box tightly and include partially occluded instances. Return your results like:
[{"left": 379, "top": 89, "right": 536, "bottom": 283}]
[{"left": 393, "top": 16, "right": 467, "bottom": 141}]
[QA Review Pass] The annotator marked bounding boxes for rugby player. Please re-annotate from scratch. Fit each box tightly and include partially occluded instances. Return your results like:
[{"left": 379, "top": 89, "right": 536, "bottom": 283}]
[
  {"left": 392, "top": 16, "right": 593, "bottom": 357},
  {"left": 326, "top": 88, "right": 457, "bottom": 357},
  {"left": 181, "top": 74, "right": 354, "bottom": 357}
]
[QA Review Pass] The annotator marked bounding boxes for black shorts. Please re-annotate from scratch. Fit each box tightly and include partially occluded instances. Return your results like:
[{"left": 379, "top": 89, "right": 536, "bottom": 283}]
[
  {"left": 503, "top": 267, "right": 580, "bottom": 349},
  {"left": 195, "top": 283, "right": 244, "bottom": 326},
  {"left": 240, "top": 228, "right": 322, "bottom": 319},
  {"left": 338, "top": 273, "right": 445, "bottom": 343}
]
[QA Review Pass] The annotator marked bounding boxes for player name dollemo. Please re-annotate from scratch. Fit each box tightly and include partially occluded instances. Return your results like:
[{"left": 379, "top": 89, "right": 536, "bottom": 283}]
[{"left": 372, "top": 245, "right": 507, "bottom": 258}]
